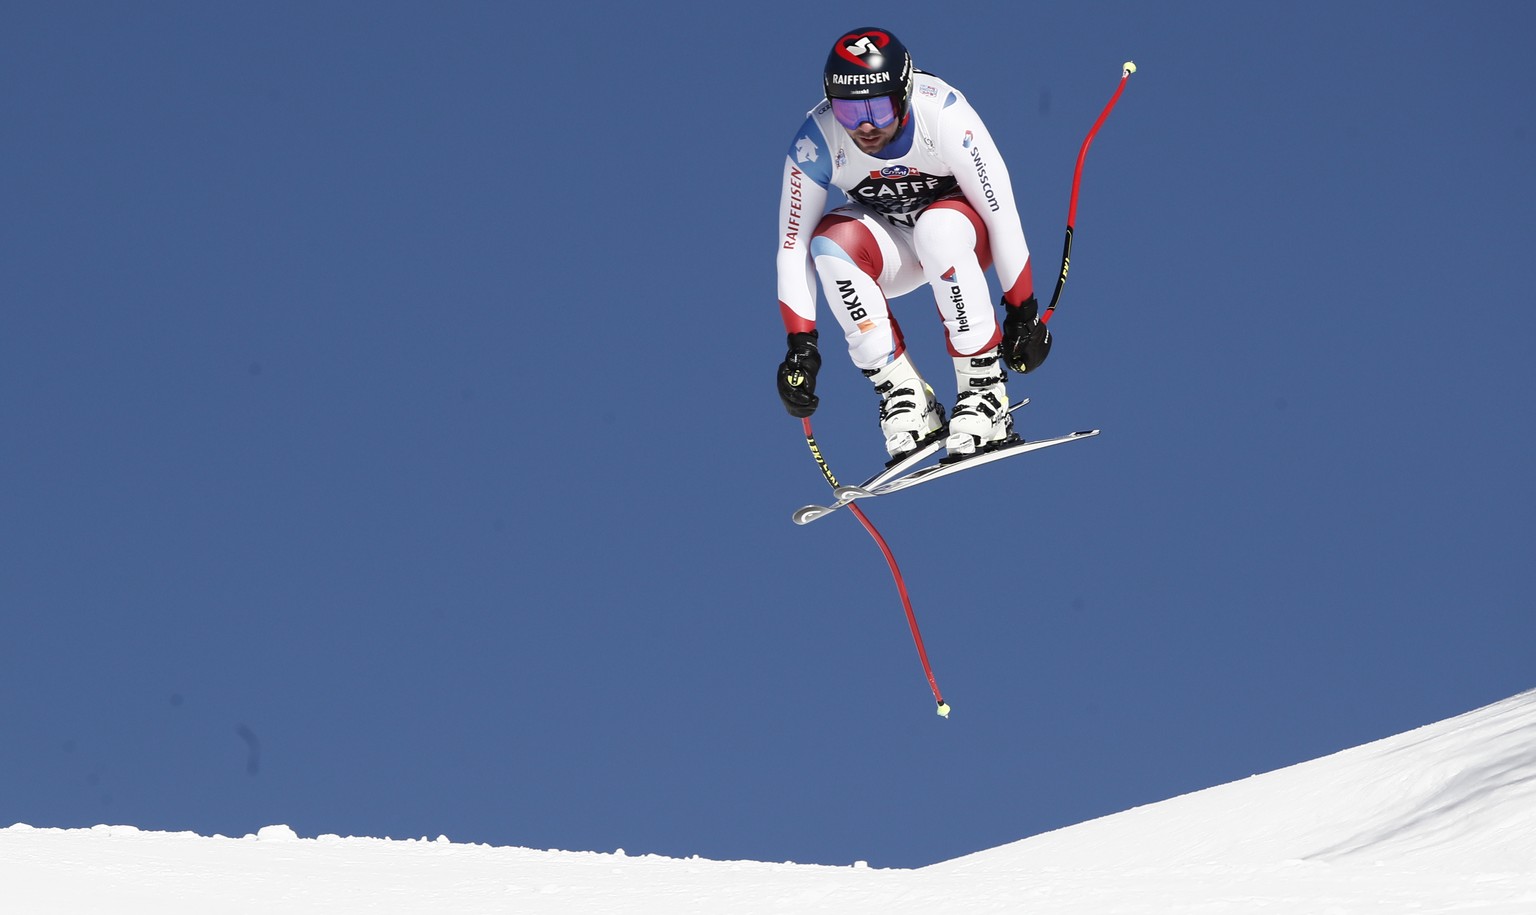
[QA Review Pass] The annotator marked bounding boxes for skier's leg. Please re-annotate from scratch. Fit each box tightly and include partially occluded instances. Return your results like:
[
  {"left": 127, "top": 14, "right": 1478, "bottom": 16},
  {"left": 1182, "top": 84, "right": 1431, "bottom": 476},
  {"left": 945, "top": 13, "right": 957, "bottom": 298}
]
[
  {"left": 911, "top": 200, "right": 1001, "bottom": 358},
  {"left": 812, "top": 209, "right": 941, "bottom": 459},
  {"left": 912, "top": 200, "right": 1014, "bottom": 456},
  {"left": 811, "top": 209, "right": 915, "bottom": 368}
]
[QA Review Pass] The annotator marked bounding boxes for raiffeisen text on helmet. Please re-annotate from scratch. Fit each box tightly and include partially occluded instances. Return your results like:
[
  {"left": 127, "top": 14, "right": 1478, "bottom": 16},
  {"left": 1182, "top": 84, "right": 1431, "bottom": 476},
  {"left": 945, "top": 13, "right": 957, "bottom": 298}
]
[{"left": 829, "top": 72, "right": 893, "bottom": 87}]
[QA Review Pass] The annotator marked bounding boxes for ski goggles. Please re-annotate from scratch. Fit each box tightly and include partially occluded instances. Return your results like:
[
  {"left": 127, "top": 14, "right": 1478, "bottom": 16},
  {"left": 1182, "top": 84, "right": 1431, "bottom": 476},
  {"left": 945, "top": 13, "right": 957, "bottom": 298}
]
[{"left": 830, "top": 95, "right": 901, "bottom": 130}]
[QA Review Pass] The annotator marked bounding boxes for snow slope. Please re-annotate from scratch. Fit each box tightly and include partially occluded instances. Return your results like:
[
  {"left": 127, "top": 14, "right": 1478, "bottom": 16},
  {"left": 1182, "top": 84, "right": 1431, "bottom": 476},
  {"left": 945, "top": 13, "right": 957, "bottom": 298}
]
[{"left": 5, "top": 690, "right": 1534, "bottom": 914}]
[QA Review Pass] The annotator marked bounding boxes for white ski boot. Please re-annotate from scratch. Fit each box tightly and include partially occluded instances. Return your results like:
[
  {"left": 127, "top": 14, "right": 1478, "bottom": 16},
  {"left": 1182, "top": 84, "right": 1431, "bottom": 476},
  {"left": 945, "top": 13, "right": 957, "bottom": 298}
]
[
  {"left": 945, "top": 348, "right": 1014, "bottom": 459},
  {"left": 863, "top": 352, "right": 945, "bottom": 462}
]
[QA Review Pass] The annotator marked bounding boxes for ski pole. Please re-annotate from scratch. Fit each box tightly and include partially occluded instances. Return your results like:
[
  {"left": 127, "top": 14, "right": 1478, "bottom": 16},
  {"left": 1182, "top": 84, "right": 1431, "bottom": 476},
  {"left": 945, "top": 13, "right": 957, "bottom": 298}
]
[
  {"left": 801, "top": 418, "right": 951, "bottom": 717},
  {"left": 1042, "top": 61, "right": 1136, "bottom": 325}
]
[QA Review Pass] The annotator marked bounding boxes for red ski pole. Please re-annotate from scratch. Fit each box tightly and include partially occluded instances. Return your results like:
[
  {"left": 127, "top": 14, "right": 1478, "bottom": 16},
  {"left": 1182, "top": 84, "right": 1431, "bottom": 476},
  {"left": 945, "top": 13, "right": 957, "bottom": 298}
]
[
  {"left": 1042, "top": 61, "right": 1136, "bottom": 325},
  {"left": 801, "top": 418, "right": 951, "bottom": 718}
]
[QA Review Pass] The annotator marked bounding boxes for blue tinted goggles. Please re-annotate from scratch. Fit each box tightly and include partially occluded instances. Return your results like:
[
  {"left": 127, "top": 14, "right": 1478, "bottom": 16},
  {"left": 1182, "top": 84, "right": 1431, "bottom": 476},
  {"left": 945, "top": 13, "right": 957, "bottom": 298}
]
[{"left": 830, "top": 95, "right": 900, "bottom": 130}]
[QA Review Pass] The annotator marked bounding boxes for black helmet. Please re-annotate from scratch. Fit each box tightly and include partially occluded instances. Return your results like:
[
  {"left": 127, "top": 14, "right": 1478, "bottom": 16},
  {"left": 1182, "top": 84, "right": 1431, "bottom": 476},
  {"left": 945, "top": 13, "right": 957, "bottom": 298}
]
[{"left": 823, "top": 27, "right": 914, "bottom": 117}]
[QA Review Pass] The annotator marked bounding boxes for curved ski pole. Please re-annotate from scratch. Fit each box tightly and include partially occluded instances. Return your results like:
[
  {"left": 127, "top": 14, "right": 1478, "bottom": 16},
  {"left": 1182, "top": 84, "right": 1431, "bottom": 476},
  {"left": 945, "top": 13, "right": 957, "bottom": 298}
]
[
  {"left": 801, "top": 418, "right": 950, "bottom": 717},
  {"left": 1042, "top": 61, "right": 1136, "bottom": 326}
]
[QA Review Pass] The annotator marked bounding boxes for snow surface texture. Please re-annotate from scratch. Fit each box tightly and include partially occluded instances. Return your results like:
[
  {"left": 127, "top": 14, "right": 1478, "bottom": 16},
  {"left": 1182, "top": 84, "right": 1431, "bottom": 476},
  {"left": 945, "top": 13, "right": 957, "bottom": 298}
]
[{"left": 5, "top": 690, "right": 1534, "bottom": 913}]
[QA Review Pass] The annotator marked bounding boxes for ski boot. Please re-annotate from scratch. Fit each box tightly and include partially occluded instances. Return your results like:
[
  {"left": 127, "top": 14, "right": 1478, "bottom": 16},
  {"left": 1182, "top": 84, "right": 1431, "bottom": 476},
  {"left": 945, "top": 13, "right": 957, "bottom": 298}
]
[
  {"left": 863, "top": 352, "right": 945, "bottom": 464},
  {"left": 944, "top": 347, "right": 1015, "bottom": 460}
]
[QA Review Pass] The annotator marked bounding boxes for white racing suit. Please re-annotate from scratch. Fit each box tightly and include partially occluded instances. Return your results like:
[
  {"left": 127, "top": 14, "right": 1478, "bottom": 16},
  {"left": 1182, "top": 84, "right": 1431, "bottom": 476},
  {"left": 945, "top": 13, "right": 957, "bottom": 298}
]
[{"left": 775, "top": 71, "right": 1035, "bottom": 370}]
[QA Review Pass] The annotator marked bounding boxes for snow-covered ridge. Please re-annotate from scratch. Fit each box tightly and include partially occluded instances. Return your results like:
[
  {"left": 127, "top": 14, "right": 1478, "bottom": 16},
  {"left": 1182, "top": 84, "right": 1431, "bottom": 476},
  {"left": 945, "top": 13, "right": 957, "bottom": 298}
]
[
  {"left": 5, "top": 690, "right": 1534, "bottom": 913},
  {"left": 932, "top": 686, "right": 1536, "bottom": 874}
]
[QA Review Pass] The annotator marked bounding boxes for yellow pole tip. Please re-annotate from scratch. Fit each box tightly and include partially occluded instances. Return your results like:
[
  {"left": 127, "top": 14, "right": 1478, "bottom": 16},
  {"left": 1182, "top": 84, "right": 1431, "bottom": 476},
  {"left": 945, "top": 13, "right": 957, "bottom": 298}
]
[
  {"left": 936, "top": 702, "right": 951, "bottom": 718},
  {"left": 1124, "top": 61, "right": 1137, "bottom": 75}
]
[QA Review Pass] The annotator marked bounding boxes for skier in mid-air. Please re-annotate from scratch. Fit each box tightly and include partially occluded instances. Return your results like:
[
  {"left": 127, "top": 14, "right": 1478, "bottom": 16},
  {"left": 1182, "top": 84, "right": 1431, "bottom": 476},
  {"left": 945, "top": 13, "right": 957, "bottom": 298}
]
[{"left": 775, "top": 27, "right": 1052, "bottom": 462}]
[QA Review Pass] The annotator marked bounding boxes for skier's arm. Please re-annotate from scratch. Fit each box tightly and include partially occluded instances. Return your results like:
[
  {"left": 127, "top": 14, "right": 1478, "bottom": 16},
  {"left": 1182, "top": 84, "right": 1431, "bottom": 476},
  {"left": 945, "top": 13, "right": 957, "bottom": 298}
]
[
  {"left": 939, "top": 96, "right": 1052, "bottom": 372},
  {"left": 775, "top": 120, "right": 833, "bottom": 334},
  {"left": 939, "top": 98, "right": 1034, "bottom": 307},
  {"left": 774, "top": 118, "right": 835, "bottom": 415}
]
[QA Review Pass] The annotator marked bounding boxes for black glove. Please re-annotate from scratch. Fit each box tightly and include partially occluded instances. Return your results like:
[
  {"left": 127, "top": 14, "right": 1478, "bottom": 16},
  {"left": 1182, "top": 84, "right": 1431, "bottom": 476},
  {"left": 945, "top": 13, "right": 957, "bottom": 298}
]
[
  {"left": 1001, "top": 295, "right": 1051, "bottom": 374},
  {"left": 776, "top": 330, "right": 821, "bottom": 417}
]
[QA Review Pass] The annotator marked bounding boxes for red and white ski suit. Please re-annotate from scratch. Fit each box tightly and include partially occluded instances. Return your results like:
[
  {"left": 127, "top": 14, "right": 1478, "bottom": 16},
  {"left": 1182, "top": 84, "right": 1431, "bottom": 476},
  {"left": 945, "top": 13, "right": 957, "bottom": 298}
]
[{"left": 775, "top": 71, "right": 1034, "bottom": 369}]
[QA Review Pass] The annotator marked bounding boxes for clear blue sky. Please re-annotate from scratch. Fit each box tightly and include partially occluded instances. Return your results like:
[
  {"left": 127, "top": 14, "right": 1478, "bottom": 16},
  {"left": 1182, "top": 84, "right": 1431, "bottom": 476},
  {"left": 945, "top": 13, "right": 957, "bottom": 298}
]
[{"left": 4, "top": 1, "right": 1533, "bottom": 869}]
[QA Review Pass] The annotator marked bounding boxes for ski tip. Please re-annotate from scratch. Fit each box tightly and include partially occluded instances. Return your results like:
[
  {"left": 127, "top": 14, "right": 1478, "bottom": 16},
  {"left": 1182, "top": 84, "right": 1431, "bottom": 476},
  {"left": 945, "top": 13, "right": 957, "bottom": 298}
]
[
  {"left": 792, "top": 505, "right": 831, "bottom": 525},
  {"left": 833, "top": 485, "right": 876, "bottom": 502},
  {"left": 936, "top": 701, "right": 951, "bottom": 718}
]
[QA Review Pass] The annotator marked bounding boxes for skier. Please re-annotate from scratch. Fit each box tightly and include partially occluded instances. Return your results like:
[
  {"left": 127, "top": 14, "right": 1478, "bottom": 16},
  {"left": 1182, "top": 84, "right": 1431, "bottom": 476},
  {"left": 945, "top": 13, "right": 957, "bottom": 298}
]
[{"left": 774, "top": 27, "right": 1052, "bottom": 462}]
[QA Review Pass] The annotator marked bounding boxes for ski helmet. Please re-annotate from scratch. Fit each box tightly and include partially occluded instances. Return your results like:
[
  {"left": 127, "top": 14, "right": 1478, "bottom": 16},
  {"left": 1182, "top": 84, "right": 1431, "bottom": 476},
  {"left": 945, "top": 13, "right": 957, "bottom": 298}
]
[{"left": 823, "top": 27, "right": 914, "bottom": 119}]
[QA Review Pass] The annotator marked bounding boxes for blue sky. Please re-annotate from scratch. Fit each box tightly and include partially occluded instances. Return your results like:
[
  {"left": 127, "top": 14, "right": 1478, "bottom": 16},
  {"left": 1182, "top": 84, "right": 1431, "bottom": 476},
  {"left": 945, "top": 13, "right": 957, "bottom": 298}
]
[{"left": 3, "top": 1, "right": 1533, "bottom": 869}]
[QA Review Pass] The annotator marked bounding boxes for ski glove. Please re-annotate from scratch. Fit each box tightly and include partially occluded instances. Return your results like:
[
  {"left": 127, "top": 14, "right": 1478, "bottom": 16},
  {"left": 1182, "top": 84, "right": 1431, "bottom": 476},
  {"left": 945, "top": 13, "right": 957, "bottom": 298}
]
[
  {"left": 776, "top": 331, "right": 822, "bottom": 417},
  {"left": 1001, "top": 295, "right": 1052, "bottom": 374}
]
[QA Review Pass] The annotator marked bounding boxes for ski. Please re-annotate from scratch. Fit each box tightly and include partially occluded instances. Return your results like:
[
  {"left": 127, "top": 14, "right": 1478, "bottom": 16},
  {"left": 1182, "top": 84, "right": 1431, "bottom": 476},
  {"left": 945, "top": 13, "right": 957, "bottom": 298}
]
[
  {"left": 862, "top": 428, "right": 1099, "bottom": 499},
  {"left": 792, "top": 399, "right": 1029, "bottom": 525}
]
